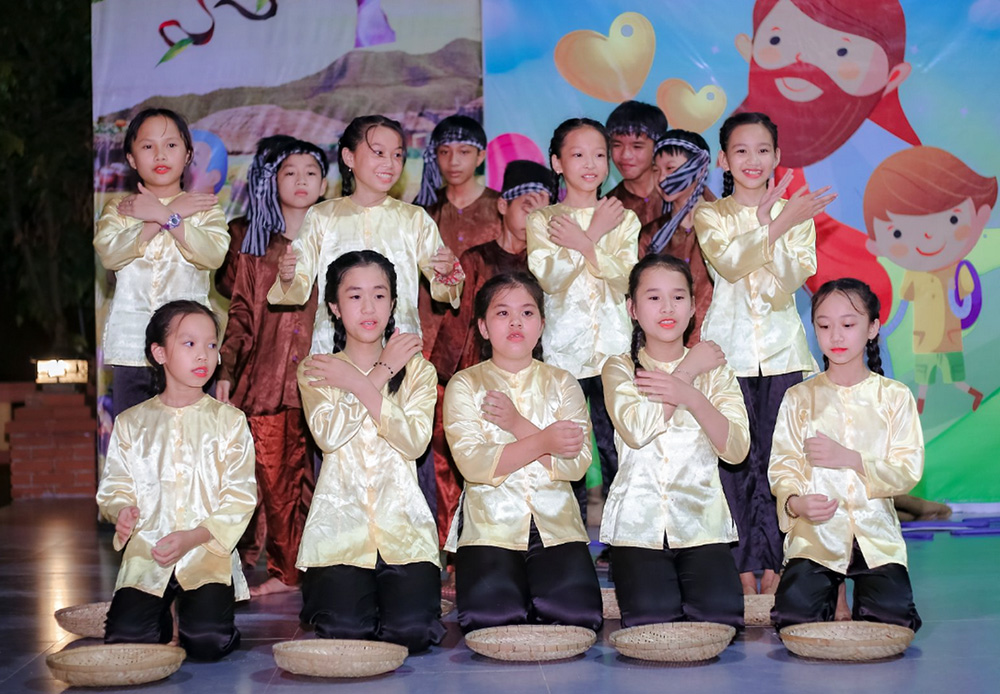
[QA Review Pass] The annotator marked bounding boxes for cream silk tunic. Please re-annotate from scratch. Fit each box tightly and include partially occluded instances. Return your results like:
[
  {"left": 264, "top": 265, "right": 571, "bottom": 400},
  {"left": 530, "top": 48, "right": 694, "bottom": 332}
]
[
  {"left": 267, "top": 196, "right": 462, "bottom": 355},
  {"left": 96, "top": 395, "right": 256, "bottom": 599},
  {"left": 296, "top": 352, "right": 440, "bottom": 569},
  {"left": 94, "top": 194, "right": 229, "bottom": 367},
  {"left": 600, "top": 350, "right": 750, "bottom": 549},
  {"left": 442, "top": 360, "right": 592, "bottom": 552},
  {"left": 693, "top": 197, "right": 816, "bottom": 377},
  {"left": 526, "top": 204, "right": 640, "bottom": 379},
  {"left": 768, "top": 372, "right": 924, "bottom": 574}
]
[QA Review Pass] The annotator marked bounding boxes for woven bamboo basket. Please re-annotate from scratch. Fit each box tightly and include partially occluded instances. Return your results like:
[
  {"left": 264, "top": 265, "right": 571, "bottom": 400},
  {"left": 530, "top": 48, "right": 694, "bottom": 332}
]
[
  {"left": 609, "top": 622, "right": 735, "bottom": 662},
  {"left": 272, "top": 639, "right": 407, "bottom": 678},
  {"left": 46, "top": 644, "right": 185, "bottom": 687},
  {"left": 743, "top": 594, "right": 775, "bottom": 627},
  {"left": 601, "top": 588, "right": 620, "bottom": 620},
  {"left": 465, "top": 625, "right": 596, "bottom": 662},
  {"left": 779, "top": 621, "right": 915, "bottom": 661},
  {"left": 441, "top": 598, "right": 455, "bottom": 617},
  {"left": 54, "top": 602, "right": 111, "bottom": 639}
]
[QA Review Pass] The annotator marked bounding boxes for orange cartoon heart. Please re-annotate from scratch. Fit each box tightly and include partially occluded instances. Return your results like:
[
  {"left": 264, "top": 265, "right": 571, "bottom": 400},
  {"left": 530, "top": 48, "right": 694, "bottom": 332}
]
[
  {"left": 554, "top": 12, "right": 655, "bottom": 103},
  {"left": 656, "top": 79, "right": 727, "bottom": 133}
]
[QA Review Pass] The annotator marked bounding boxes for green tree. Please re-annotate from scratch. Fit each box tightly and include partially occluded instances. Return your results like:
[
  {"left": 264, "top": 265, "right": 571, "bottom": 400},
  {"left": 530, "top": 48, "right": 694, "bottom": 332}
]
[{"left": 0, "top": 1, "right": 94, "bottom": 359}]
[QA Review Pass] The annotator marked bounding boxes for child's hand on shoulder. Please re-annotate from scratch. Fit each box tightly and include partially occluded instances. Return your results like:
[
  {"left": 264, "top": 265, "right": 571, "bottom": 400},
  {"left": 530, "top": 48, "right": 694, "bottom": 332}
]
[
  {"left": 118, "top": 183, "right": 168, "bottom": 224},
  {"left": 542, "top": 420, "right": 585, "bottom": 459},
  {"left": 378, "top": 328, "right": 422, "bottom": 375},
  {"left": 115, "top": 506, "right": 140, "bottom": 546},
  {"left": 481, "top": 390, "right": 526, "bottom": 433},
  {"left": 151, "top": 527, "right": 210, "bottom": 567},
  {"left": 804, "top": 432, "right": 862, "bottom": 472},
  {"left": 587, "top": 196, "right": 625, "bottom": 241},
  {"left": 303, "top": 354, "right": 361, "bottom": 391},
  {"left": 788, "top": 494, "right": 838, "bottom": 523},
  {"left": 676, "top": 340, "right": 726, "bottom": 380},
  {"left": 548, "top": 214, "right": 592, "bottom": 253},
  {"left": 634, "top": 368, "right": 693, "bottom": 407},
  {"left": 169, "top": 191, "right": 218, "bottom": 219}
]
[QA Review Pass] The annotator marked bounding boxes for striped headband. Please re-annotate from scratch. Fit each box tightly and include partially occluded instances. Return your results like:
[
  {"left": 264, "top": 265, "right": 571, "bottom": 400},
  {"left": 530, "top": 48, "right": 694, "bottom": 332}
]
[
  {"left": 647, "top": 138, "right": 710, "bottom": 255},
  {"left": 413, "top": 125, "right": 487, "bottom": 207},
  {"left": 501, "top": 181, "right": 553, "bottom": 202}
]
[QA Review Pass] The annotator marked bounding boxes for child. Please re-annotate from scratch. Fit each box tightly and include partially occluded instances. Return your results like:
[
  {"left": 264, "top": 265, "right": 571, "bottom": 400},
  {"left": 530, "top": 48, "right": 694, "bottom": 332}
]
[
  {"left": 863, "top": 145, "right": 996, "bottom": 414},
  {"left": 268, "top": 115, "right": 463, "bottom": 355},
  {"left": 641, "top": 129, "right": 716, "bottom": 344},
  {"left": 769, "top": 278, "right": 923, "bottom": 632},
  {"left": 296, "top": 250, "right": 444, "bottom": 652},
  {"left": 428, "top": 159, "right": 554, "bottom": 545},
  {"left": 217, "top": 138, "right": 329, "bottom": 597},
  {"left": 601, "top": 255, "right": 749, "bottom": 629},
  {"left": 97, "top": 300, "right": 256, "bottom": 661},
  {"left": 94, "top": 108, "right": 229, "bottom": 419},
  {"left": 527, "top": 118, "right": 640, "bottom": 500},
  {"left": 415, "top": 115, "right": 501, "bottom": 355},
  {"left": 215, "top": 134, "right": 297, "bottom": 299},
  {"left": 605, "top": 100, "right": 669, "bottom": 228},
  {"left": 693, "top": 111, "right": 835, "bottom": 595},
  {"left": 443, "top": 273, "right": 602, "bottom": 633}
]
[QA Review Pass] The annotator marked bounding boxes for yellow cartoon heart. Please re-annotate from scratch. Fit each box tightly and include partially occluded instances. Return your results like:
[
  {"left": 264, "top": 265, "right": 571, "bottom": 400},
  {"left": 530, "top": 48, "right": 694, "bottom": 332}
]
[
  {"left": 554, "top": 12, "right": 655, "bottom": 103},
  {"left": 656, "top": 79, "right": 727, "bottom": 133}
]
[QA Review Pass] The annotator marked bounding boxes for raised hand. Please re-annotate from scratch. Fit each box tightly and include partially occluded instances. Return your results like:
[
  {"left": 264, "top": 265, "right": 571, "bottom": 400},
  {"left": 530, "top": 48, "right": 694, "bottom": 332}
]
[
  {"left": 481, "top": 390, "right": 526, "bottom": 434},
  {"left": 677, "top": 340, "right": 726, "bottom": 379},
  {"left": 755, "top": 170, "right": 794, "bottom": 226},
  {"left": 548, "top": 214, "right": 592, "bottom": 254},
  {"left": 586, "top": 196, "right": 625, "bottom": 242},
  {"left": 772, "top": 184, "right": 837, "bottom": 230},
  {"left": 302, "top": 353, "right": 361, "bottom": 391},
  {"left": 278, "top": 244, "right": 298, "bottom": 285},
  {"left": 118, "top": 183, "right": 168, "bottom": 224},
  {"left": 634, "top": 368, "right": 694, "bottom": 407},
  {"left": 523, "top": 190, "right": 551, "bottom": 215},
  {"left": 377, "top": 328, "right": 422, "bottom": 375},
  {"left": 788, "top": 493, "right": 839, "bottom": 522},
  {"left": 215, "top": 380, "right": 231, "bottom": 404}
]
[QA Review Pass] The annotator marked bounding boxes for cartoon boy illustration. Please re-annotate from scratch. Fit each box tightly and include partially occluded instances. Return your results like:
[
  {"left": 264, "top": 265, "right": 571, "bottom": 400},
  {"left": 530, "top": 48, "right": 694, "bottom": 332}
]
[
  {"left": 864, "top": 146, "right": 997, "bottom": 413},
  {"left": 184, "top": 129, "right": 229, "bottom": 194}
]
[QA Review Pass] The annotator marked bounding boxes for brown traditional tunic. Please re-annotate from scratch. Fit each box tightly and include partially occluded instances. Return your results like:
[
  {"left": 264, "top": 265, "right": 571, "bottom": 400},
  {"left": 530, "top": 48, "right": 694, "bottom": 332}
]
[
  {"left": 606, "top": 181, "right": 663, "bottom": 229},
  {"left": 419, "top": 188, "right": 502, "bottom": 356}
]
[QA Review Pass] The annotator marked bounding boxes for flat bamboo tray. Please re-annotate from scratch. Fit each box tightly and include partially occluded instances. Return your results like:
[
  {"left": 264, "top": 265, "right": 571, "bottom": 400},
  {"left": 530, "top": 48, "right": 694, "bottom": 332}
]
[
  {"left": 609, "top": 622, "right": 735, "bottom": 662},
  {"left": 54, "top": 601, "right": 110, "bottom": 639},
  {"left": 779, "top": 621, "right": 915, "bottom": 661},
  {"left": 46, "top": 644, "right": 185, "bottom": 687},
  {"left": 272, "top": 639, "right": 407, "bottom": 678},
  {"left": 465, "top": 625, "right": 596, "bottom": 662}
]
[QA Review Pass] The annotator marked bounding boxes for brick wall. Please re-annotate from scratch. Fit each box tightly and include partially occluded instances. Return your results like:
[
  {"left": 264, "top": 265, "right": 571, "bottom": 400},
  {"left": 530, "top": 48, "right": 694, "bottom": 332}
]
[{"left": 6, "top": 390, "right": 96, "bottom": 499}]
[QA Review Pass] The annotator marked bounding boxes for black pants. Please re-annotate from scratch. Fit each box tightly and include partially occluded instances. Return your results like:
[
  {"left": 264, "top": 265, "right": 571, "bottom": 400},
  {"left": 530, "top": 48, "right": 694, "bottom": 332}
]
[
  {"left": 772, "top": 542, "right": 921, "bottom": 632},
  {"left": 104, "top": 576, "right": 239, "bottom": 661},
  {"left": 300, "top": 557, "right": 445, "bottom": 653},
  {"left": 578, "top": 375, "right": 618, "bottom": 496},
  {"left": 721, "top": 371, "right": 802, "bottom": 573},
  {"left": 454, "top": 523, "right": 602, "bottom": 634},
  {"left": 612, "top": 541, "right": 744, "bottom": 629},
  {"left": 111, "top": 365, "right": 158, "bottom": 420}
]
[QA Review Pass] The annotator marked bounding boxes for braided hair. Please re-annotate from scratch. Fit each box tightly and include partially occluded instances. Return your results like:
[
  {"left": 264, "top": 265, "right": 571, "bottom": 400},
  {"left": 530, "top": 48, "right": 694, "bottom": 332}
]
[
  {"left": 324, "top": 250, "right": 406, "bottom": 394},
  {"left": 718, "top": 112, "right": 778, "bottom": 198},
  {"left": 811, "top": 278, "right": 884, "bottom": 376},
  {"left": 626, "top": 254, "right": 695, "bottom": 373}
]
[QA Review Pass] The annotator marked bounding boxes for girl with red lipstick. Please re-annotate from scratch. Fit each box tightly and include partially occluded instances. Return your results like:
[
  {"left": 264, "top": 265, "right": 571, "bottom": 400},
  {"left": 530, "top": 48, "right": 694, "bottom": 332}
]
[
  {"left": 296, "top": 251, "right": 444, "bottom": 653},
  {"left": 95, "top": 108, "right": 228, "bottom": 420},
  {"left": 97, "top": 300, "right": 257, "bottom": 661},
  {"left": 601, "top": 255, "right": 749, "bottom": 630},
  {"left": 526, "top": 118, "right": 640, "bottom": 516},
  {"left": 693, "top": 111, "right": 835, "bottom": 596},
  {"left": 769, "top": 278, "right": 922, "bottom": 631},
  {"left": 442, "top": 273, "right": 603, "bottom": 634}
]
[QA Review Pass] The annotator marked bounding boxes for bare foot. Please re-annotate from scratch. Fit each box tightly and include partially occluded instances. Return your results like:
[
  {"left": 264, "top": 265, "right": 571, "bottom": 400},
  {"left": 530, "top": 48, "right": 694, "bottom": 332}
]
[
  {"left": 760, "top": 569, "right": 780, "bottom": 595},
  {"left": 740, "top": 572, "right": 758, "bottom": 595},
  {"left": 834, "top": 583, "right": 851, "bottom": 621},
  {"left": 250, "top": 577, "right": 297, "bottom": 598}
]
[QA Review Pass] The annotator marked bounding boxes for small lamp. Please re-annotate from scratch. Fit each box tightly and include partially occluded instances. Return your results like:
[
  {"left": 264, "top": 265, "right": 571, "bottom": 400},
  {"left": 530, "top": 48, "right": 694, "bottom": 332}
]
[{"left": 35, "top": 359, "right": 89, "bottom": 385}]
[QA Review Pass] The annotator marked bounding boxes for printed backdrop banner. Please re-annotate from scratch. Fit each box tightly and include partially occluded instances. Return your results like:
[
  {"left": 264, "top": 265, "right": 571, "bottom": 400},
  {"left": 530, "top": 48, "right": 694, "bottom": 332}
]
[
  {"left": 91, "top": 0, "right": 483, "bottom": 465},
  {"left": 93, "top": 1, "right": 999, "bottom": 502},
  {"left": 481, "top": 0, "right": 1000, "bottom": 502}
]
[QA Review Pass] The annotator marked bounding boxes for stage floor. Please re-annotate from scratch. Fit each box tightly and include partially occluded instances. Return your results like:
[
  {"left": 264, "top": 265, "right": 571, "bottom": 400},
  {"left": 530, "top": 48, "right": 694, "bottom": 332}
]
[{"left": 2, "top": 498, "right": 997, "bottom": 693}]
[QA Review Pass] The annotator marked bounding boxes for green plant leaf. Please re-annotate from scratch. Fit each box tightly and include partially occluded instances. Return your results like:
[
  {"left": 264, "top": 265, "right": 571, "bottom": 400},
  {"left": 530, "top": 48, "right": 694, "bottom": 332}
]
[{"left": 157, "top": 37, "right": 194, "bottom": 66}]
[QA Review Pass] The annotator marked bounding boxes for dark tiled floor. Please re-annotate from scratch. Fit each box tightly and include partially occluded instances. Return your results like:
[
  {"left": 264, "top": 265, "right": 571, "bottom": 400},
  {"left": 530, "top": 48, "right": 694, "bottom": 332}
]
[{"left": 2, "top": 498, "right": 998, "bottom": 693}]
